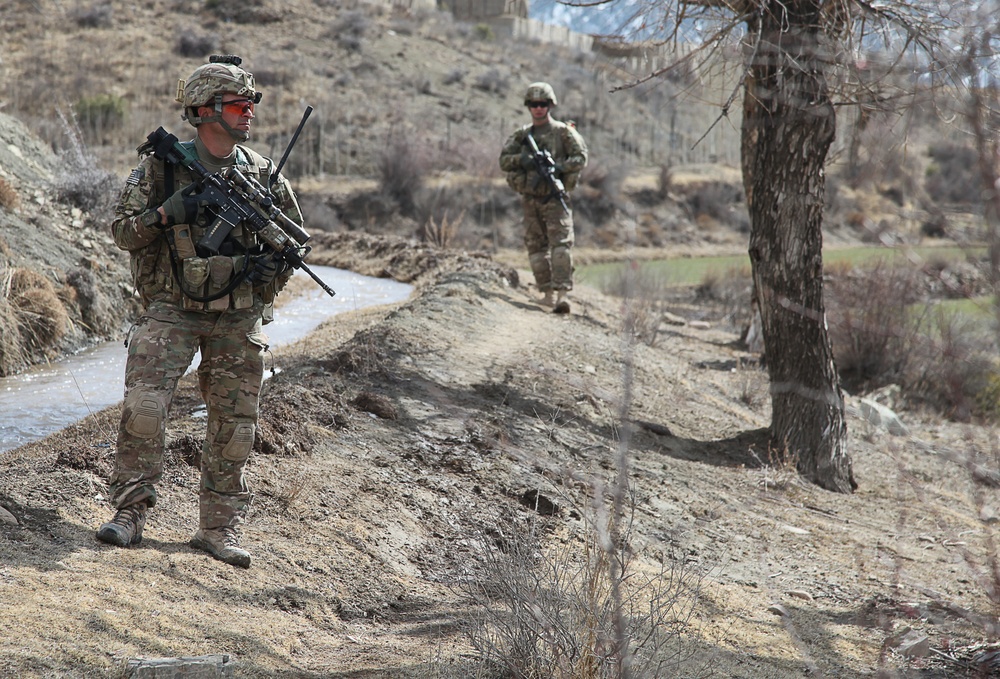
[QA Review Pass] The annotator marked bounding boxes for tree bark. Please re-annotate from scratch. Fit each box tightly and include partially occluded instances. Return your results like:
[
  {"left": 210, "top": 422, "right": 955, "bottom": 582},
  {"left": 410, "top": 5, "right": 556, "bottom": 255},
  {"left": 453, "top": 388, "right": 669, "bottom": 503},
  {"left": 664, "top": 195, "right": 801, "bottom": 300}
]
[{"left": 741, "top": 1, "right": 856, "bottom": 492}]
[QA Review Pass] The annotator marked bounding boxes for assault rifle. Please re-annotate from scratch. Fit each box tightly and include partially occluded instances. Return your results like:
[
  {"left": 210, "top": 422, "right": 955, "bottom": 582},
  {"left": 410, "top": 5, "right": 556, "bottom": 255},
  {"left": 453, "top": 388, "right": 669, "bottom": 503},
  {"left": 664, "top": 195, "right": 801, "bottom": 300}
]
[
  {"left": 146, "top": 126, "right": 336, "bottom": 297},
  {"left": 524, "top": 132, "right": 569, "bottom": 212}
]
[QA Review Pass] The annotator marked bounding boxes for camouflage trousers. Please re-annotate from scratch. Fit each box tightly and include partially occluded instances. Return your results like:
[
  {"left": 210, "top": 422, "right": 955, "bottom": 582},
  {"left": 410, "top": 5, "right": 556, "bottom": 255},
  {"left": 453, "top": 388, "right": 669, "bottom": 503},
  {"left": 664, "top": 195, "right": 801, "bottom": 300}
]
[
  {"left": 522, "top": 194, "right": 575, "bottom": 292},
  {"left": 108, "top": 301, "right": 268, "bottom": 530}
]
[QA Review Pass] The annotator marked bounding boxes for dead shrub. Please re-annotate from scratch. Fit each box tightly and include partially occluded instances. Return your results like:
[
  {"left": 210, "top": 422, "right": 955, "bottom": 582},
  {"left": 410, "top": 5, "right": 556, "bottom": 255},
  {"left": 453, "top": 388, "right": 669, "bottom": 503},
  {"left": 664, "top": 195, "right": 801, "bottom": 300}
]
[
  {"left": 905, "top": 311, "right": 997, "bottom": 422},
  {"left": 924, "top": 143, "right": 982, "bottom": 206},
  {"left": 573, "top": 162, "right": 627, "bottom": 234},
  {"left": 55, "top": 109, "right": 120, "bottom": 215},
  {"left": 205, "top": 0, "right": 281, "bottom": 24},
  {"left": 252, "top": 63, "right": 299, "bottom": 88},
  {"left": 378, "top": 134, "right": 431, "bottom": 218},
  {"left": 443, "top": 68, "right": 465, "bottom": 86},
  {"left": 9, "top": 268, "right": 70, "bottom": 355},
  {"left": 826, "top": 260, "right": 924, "bottom": 394},
  {"left": 421, "top": 209, "right": 464, "bottom": 249},
  {"left": 827, "top": 260, "right": 997, "bottom": 420},
  {"left": 696, "top": 265, "right": 753, "bottom": 331},
  {"left": 414, "top": 176, "right": 518, "bottom": 249},
  {"left": 601, "top": 264, "right": 672, "bottom": 347},
  {"left": 682, "top": 180, "right": 747, "bottom": 230},
  {"left": 464, "top": 510, "right": 702, "bottom": 678},
  {"left": 472, "top": 68, "right": 507, "bottom": 94},
  {"left": 442, "top": 133, "right": 501, "bottom": 180},
  {"left": 327, "top": 10, "right": 373, "bottom": 52},
  {"left": 0, "top": 177, "right": 20, "bottom": 211},
  {"left": 68, "top": 2, "right": 113, "bottom": 28},
  {"left": 74, "top": 93, "right": 127, "bottom": 145},
  {"left": 175, "top": 32, "right": 220, "bottom": 58},
  {"left": 0, "top": 296, "right": 27, "bottom": 377}
]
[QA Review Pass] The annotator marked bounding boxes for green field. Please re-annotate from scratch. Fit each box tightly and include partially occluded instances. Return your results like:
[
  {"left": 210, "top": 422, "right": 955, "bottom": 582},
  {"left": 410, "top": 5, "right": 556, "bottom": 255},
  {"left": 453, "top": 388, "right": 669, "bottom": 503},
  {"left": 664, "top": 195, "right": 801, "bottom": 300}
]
[{"left": 577, "top": 245, "right": 985, "bottom": 289}]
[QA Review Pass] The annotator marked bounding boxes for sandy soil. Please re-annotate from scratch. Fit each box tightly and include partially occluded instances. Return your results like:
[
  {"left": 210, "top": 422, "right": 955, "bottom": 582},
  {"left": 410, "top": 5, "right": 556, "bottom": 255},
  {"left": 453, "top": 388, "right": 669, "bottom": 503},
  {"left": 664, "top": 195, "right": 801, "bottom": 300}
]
[{"left": 1, "top": 232, "right": 999, "bottom": 679}]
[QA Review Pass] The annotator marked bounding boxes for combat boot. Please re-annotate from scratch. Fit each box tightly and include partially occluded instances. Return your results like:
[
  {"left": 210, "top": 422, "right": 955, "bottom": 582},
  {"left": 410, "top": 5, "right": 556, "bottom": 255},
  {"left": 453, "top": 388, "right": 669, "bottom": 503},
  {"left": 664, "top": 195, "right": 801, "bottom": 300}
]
[
  {"left": 540, "top": 290, "right": 554, "bottom": 307},
  {"left": 96, "top": 502, "right": 147, "bottom": 547},
  {"left": 190, "top": 526, "right": 252, "bottom": 569},
  {"left": 553, "top": 291, "right": 571, "bottom": 314}
]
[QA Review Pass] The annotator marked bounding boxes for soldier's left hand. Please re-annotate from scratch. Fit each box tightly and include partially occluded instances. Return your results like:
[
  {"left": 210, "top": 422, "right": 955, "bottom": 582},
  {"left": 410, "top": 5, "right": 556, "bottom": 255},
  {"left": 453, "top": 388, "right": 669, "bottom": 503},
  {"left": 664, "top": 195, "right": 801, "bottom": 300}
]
[{"left": 249, "top": 253, "right": 286, "bottom": 286}]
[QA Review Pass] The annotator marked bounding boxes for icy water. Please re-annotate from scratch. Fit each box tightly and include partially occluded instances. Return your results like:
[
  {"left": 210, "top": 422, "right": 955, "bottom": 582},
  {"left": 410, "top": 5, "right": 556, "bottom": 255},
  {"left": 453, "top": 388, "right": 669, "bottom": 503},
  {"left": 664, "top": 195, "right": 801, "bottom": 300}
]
[{"left": 0, "top": 266, "right": 412, "bottom": 453}]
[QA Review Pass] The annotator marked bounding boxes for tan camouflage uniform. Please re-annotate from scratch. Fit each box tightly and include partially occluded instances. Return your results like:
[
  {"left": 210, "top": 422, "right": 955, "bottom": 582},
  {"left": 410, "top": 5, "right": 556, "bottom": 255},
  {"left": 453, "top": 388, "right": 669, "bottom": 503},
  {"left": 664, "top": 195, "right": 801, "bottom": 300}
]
[
  {"left": 109, "top": 135, "right": 300, "bottom": 532},
  {"left": 499, "top": 118, "right": 588, "bottom": 293}
]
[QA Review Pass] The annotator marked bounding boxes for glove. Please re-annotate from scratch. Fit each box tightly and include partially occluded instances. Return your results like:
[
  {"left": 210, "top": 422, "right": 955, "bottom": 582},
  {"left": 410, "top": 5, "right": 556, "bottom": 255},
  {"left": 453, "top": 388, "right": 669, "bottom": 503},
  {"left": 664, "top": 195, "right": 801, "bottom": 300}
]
[
  {"left": 520, "top": 150, "right": 535, "bottom": 171},
  {"left": 249, "top": 253, "right": 287, "bottom": 287},
  {"left": 160, "top": 182, "right": 202, "bottom": 226}
]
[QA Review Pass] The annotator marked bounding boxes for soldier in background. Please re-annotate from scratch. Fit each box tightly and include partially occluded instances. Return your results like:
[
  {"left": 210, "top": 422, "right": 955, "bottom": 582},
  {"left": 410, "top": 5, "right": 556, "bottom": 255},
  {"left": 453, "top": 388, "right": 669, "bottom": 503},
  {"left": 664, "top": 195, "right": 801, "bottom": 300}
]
[
  {"left": 96, "top": 56, "right": 301, "bottom": 569},
  {"left": 499, "top": 82, "right": 588, "bottom": 314}
]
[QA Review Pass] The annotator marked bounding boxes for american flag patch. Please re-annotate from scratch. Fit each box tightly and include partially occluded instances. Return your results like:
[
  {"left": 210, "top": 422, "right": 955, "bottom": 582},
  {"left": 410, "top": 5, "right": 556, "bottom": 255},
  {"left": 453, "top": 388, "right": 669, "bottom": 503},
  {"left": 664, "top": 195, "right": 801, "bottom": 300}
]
[{"left": 125, "top": 168, "right": 142, "bottom": 186}]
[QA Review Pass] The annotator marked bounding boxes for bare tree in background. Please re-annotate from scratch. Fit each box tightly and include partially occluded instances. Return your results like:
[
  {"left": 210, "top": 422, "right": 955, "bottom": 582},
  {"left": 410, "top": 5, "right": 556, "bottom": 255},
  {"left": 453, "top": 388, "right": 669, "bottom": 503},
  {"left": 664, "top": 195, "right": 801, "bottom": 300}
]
[
  {"left": 584, "top": 0, "right": 966, "bottom": 492},
  {"left": 734, "top": 1, "right": 852, "bottom": 492},
  {"left": 958, "top": 7, "right": 1000, "bottom": 341}
]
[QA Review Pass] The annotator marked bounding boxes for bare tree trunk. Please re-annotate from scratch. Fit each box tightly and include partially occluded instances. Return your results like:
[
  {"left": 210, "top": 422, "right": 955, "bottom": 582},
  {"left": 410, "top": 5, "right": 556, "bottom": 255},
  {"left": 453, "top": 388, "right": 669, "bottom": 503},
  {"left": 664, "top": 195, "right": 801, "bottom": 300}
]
[
  {"left": 741, "top": 1, "right": 856, "bottom": 492},
  {"left": 962, "top": 37, "right": 1000, "bottom": 349}
]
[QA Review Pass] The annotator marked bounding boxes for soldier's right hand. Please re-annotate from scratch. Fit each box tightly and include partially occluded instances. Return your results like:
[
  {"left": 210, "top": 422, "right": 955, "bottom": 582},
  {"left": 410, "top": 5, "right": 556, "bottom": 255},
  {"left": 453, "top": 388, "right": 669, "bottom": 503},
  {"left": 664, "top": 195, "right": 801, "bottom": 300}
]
[
  {"left": 520, "top": 149, "right": 535, "bottom": 171},
  {"left": 160, "top": 182, "right": 203, "bottom": 226}
]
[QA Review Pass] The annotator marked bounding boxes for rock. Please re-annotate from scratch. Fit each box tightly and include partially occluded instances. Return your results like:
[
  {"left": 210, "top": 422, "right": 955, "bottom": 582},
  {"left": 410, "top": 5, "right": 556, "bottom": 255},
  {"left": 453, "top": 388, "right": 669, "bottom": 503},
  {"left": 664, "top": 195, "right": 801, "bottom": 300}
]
[
  {"left": 856, "top": 397, "right": 908, "bottom": 436},
  {"left": 767, "top": 603, "right": 789, "bottom": 617},
  {"left": 662, "top": 311, "right": 687, "bottom": 326},
  {"left": 897, "top": 631, "right": 930, "bottom": 658},
  {"left": 0, "top": 505, "right": 17, "bottom": 525},
  {"left": 125, "top": 654, "right": 234, "bottom": 678},
  {"left": 886, "top": 628, "right": 930, "bottom": 658},
  {"left": 786, "top": 589, "right": 813, "bottom": 601}
]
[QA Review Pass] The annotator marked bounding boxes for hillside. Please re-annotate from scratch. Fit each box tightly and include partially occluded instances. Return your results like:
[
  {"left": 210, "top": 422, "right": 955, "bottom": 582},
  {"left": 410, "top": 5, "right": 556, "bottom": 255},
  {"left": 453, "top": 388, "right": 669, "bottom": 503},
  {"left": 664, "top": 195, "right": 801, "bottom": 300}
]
[{"left": 3, "top": 1, "right": 1000, "bottom": 678}]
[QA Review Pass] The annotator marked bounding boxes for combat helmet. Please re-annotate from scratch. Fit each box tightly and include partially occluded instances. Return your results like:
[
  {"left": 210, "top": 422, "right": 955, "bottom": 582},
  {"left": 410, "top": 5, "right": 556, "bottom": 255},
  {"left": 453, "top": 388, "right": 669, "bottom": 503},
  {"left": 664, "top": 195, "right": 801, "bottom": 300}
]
[
  {"left": 176, "top": 55, "right": 261, "bottom": 139},
  {"left": 524, "top": 82, "right": 557, "bottom": 107}
]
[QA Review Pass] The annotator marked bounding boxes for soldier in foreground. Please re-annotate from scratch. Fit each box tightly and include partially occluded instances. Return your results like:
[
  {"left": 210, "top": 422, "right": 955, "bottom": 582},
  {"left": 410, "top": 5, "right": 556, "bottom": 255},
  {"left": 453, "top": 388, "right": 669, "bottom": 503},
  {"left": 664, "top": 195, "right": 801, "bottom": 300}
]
[
  {"left": 96, "top": 56, "right": 303, "bottom": 568},
  {"left": 499, "top": 82, "right": 588, "bottom": 314}
]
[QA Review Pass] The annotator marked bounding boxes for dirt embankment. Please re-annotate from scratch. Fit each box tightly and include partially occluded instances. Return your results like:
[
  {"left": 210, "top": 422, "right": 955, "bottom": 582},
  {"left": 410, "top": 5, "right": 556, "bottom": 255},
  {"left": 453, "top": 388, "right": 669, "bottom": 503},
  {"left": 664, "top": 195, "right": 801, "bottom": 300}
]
[
  {"left": 0, "top": 219, "right": 998, "bottom": 677},
  {"left": 0, "top": 112, "right": 133, "bottom": 376}
]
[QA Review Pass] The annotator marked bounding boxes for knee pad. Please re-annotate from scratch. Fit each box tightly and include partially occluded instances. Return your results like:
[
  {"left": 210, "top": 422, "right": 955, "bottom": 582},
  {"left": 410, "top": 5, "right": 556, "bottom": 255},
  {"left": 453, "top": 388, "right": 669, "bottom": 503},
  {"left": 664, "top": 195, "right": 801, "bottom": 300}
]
[
  {"left": 219, "top": 421, "right": 256, "bottom": 462},
  {"left": 528, "top": 252, "right": 549, "bottom": 268},
  {"left": 122, "top": 389, "right": 168, "bottom": 439},
  {"left": 551, "top": 245, "right": 571, "bottom": 263}
]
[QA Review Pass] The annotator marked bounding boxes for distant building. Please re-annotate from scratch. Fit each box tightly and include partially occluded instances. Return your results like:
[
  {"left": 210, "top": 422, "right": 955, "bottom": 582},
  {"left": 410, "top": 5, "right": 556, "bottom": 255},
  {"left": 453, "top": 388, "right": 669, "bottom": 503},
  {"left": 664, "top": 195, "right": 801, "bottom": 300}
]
[{"left": 437, "top": 0, "right": 593, "bottom": 51}]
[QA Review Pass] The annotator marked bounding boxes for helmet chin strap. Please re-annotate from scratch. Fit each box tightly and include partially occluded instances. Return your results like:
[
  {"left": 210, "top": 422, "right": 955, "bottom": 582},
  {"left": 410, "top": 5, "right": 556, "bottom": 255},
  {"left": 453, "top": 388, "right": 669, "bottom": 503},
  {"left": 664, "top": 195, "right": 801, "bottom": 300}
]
[
  {"left": 219, "top": 118, "right": 250, "bottom": 143},
  {"left": 194, "top": 95, "right": 250, "bottom": 142}
]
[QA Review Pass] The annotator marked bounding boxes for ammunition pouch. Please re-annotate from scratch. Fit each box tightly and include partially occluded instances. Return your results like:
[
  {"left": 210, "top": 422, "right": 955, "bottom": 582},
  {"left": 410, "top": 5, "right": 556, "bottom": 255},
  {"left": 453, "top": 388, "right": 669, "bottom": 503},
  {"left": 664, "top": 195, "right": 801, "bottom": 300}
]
[{"left": 180, "top": 255, "right": 254, "bottom": 311}]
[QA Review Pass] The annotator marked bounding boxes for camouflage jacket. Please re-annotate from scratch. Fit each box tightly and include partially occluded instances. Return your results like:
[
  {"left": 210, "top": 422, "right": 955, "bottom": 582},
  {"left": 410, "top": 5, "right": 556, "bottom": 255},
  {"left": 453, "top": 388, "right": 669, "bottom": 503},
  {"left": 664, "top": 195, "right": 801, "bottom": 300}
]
[
  {"left": 111, "top": 136, "right": 302, "bottom": 319},
  {"left": 498, "top": 119, "right": 588, "bottom": 197}
]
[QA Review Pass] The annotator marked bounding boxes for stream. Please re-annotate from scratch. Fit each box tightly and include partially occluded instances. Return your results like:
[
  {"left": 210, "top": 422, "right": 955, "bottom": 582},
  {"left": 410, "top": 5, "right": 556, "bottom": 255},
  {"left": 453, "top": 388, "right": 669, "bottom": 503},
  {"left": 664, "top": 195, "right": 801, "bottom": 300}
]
[{"left": 0, "top": 266, "right": 412, "bottom": 453}]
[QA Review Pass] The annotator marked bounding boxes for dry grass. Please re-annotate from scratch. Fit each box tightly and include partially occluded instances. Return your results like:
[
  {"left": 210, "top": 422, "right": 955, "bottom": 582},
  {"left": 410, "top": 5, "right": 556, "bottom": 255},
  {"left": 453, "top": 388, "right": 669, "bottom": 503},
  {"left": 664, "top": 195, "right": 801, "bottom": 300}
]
[
  {"left": 0, "top": 177, "right": 20, "bottom": 211},
  {"left": 9, "top": 269, "right": 70, "bottom": 355},
  {"left": 0, "top": 267, "right": 71, "bottom": 375},
  {"left": 422, "top": 209, "right": 465, "bottom": 249},
  {"left": 464, "top": 511, "right": 703, "bottom": 679}
]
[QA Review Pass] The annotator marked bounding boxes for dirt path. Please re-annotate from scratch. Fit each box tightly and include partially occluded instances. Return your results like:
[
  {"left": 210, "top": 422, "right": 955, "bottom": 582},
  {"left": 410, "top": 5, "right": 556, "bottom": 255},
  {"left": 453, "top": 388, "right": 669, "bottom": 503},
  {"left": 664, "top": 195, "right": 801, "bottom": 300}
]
[{"left": 1, "top": 244, "right": 998, "bottom": 677}]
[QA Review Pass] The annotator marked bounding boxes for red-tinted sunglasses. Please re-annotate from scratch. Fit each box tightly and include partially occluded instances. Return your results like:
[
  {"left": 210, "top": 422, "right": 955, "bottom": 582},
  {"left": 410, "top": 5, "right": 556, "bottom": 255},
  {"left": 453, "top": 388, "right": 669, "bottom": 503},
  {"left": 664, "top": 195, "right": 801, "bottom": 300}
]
[
  {"left": 221, "top": 99, "right": 255, "bottom": 116},
  {"left": 527, "top": 101, "right": 550, "bottom": 109}
]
